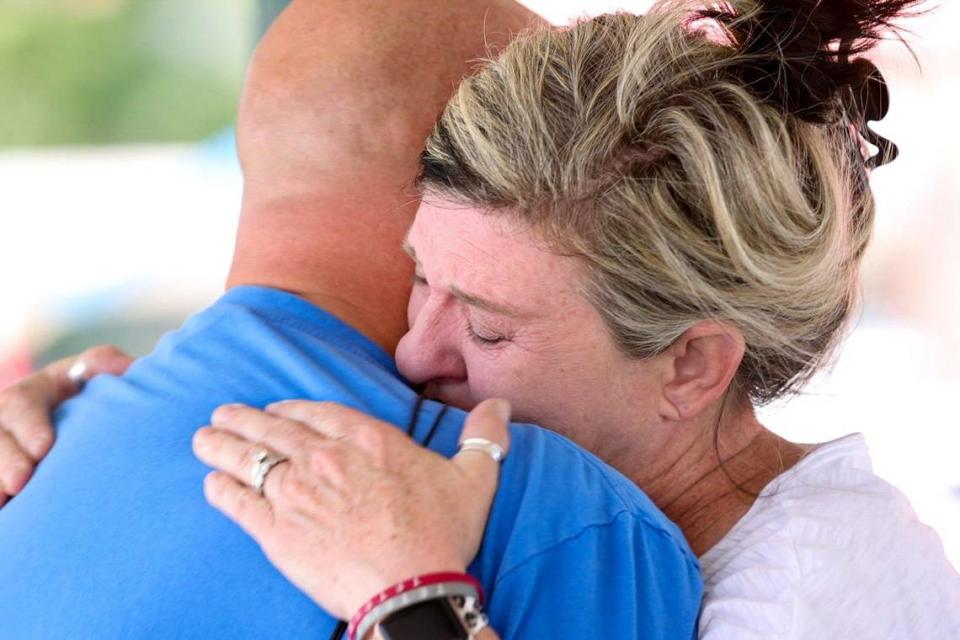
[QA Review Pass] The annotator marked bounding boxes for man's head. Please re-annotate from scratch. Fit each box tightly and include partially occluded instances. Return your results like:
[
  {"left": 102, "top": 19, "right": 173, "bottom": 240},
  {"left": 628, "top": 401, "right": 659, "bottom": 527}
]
[
  {"left": 227, "top": 0, "right": 544, "bottom": 353},
  {"left": 236, "top": 0, "right": 545, "bottom": 198}
]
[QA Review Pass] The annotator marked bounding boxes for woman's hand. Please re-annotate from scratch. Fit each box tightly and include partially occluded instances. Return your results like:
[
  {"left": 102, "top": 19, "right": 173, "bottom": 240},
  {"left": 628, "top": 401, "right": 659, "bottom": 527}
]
[
  {"left": 192, "top": 398, "right": 511, "bottom": 622},
  {"left": 0, "top": 345, "right": 132, "bottom": 506}
]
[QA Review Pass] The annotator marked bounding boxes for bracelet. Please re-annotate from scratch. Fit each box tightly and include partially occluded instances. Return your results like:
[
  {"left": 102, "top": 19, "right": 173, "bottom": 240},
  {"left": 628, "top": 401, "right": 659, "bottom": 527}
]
[{"left": 348, "top": 572, "right": 484, "bottom": 640}]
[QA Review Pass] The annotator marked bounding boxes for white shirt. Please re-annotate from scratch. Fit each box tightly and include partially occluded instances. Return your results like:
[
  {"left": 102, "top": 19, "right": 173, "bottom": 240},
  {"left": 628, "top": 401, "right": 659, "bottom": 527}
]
[{"left": 698, "top": 434, "right": 960, "bottom": 639}]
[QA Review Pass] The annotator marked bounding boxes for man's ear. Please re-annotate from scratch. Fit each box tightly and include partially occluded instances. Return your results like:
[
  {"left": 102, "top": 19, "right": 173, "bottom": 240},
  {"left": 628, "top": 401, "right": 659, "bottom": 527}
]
[{"left": 658, "top": 321, "right": 745, "bottom": 421}]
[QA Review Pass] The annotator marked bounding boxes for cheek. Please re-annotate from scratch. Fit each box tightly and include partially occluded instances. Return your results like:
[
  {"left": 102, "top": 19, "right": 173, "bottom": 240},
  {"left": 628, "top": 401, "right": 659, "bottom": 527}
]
[
  {"left": 458, "top": 356, "right": 500, "bottom": 397},
  {"left": 460, "top": 335, "right": 606, "bottom": 423},
  {"left": 460, "top": 349, "right": 542, "bottom": 407},
  {"left": 466, "top": 357, "right": 582, "bottom": 438}
]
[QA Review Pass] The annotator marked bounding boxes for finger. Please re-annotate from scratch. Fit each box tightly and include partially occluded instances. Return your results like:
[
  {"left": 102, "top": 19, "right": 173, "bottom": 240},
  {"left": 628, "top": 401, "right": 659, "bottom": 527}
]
[
  {"left": 0, "top": 429, "right": 35, "bottom": 495},
  {"left": 193, "top": 426, "right": 277, "bottom": 487},
  {"left": 265, "top": 400, "right": 374, "bottom": 440},
  {"left": 193, "top": 427, "right": 301, "bottom": 506},
  {"left": 78, "top": 345, "right": 134, "bottom": 379},
  {"left": 0, "top": 381, "right": 57, "bottom": 461},
  {"left": 51, "top": 345, "right": 133, "bottom": 398},
  {"left": 210, "top": 404, "right": 316, "bottom": 458},
  {"left": 453, "top": 399, "right": 511, "bottom": 490},
  {"left": 203, "top": 471, "right": 274, "bottom": 541}
]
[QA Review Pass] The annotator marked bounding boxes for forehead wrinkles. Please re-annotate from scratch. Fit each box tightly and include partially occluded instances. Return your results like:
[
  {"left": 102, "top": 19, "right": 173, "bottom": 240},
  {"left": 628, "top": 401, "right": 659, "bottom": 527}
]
[
  {"left": 409, "top": 207, "right": 588, "bottom": 321},
  {"left": 411, "top": 208, "right": 532, "bottom": 282}
]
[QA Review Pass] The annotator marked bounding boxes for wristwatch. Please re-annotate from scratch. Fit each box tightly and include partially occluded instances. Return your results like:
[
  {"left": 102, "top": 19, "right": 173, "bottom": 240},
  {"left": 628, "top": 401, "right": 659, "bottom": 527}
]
[{"left": 378, "top": 596, "right": 487, "bottom": 640}]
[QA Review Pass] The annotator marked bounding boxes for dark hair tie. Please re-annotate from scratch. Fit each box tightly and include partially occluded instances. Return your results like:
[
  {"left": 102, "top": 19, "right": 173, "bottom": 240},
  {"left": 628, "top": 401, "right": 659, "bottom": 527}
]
[
  {"left": 840, "top": 50, "right": 899, "bottom": 169},
  {"left": 696, "top": 1, "right": 918, "bottom": 170}
]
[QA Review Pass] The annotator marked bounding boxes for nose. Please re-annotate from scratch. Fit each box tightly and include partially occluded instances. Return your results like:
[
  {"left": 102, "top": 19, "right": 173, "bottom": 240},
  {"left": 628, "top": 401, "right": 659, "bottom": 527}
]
[{"left": 395, "top": 294, "right": 467, "bottom": 385}]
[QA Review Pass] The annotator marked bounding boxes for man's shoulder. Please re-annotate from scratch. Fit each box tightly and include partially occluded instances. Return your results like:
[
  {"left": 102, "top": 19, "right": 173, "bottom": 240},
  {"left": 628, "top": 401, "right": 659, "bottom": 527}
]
[
  {"left": 471, "top": 421, "right": 701, "bottom": 593},
  {"left": 169, "top": 285, "right": 398, "bottom": 375},
  {"left": 483, "top": 426, "right": 702, "bottom": 639},
  {"left": 96, "top": 285, "right": 407, "bottom": 415},
  {"left": 506, "top": 423, "right": 694, "bottom": 552}
]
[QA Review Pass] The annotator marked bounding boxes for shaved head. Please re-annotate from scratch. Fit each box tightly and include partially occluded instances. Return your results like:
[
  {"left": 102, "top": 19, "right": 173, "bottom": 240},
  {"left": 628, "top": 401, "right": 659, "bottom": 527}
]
[
  {"left": 238, "top": 0, "right": 544, "bottom": 195},
  {"left": 227, "top": 0, "right": 545, "bottom": 353}
]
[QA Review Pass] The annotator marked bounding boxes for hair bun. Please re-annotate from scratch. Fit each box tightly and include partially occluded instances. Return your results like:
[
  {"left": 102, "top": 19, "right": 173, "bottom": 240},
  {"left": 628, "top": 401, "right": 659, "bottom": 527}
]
[{"left": 697, "top": 0, "right": 919, "bottom": 166}]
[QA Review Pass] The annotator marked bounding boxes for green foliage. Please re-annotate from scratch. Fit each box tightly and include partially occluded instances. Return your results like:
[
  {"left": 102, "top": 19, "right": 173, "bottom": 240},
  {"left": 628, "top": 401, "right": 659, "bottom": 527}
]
[{"left": 0, "top": 0, "right": 251, "bottom": 146}]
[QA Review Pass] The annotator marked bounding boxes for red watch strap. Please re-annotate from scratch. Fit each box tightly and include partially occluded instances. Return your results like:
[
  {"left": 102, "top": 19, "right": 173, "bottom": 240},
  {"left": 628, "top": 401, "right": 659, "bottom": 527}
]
[{"left": 348, "top": 572, "right": 484, "bottom": 640}]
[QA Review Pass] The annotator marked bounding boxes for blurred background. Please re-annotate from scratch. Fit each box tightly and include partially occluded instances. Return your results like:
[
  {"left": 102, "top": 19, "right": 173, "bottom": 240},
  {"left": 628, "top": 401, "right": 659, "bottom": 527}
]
[{"left": 1, "top": 0, "right": 957, "bottom": 567}]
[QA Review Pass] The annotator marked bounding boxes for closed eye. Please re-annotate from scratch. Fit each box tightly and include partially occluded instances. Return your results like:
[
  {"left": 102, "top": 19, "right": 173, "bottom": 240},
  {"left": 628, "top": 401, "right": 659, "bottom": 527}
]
[{"left": 467, "top": 324, "right": 509, "bottom": 347}]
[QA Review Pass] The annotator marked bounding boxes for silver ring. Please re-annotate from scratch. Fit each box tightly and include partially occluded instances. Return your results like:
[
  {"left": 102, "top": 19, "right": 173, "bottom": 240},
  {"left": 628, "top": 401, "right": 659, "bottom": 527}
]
[
  {"left": 66, "top": 359, "right": 89, "bottom": 392},
  {"left": 250, "top": 449, "right": 288, "bottom": 495},
  {"left": 458, "top": 438, "right": 506, "bottom": 463}
]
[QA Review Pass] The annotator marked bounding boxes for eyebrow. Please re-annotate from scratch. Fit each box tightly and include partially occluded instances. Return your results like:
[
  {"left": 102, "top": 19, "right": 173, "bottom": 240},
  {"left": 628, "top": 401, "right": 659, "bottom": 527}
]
[
  {"left": 449, "top": 285, "right": 524, "bottom": 317},
  {"left": 401, "top": 239, "right": 526, "bottom": 318}
]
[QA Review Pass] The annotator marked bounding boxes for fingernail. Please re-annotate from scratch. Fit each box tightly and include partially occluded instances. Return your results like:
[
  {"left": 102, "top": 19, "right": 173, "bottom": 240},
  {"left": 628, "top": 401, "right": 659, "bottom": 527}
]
[
  {"left": 265, "top": 400, "right": 292, "bottom": 411},
  {"left": 490, "top": 399, "right": 511, "bottom": 423},
  {"left": 211, "top": 404, "right": 243, "bottom": 425}
]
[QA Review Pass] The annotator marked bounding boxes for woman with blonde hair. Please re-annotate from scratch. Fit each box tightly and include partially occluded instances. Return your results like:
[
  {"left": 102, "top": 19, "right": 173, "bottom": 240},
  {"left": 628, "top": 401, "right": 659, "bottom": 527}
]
[{"left": 4, "top": 0, "right": 959, "bottom": 637}]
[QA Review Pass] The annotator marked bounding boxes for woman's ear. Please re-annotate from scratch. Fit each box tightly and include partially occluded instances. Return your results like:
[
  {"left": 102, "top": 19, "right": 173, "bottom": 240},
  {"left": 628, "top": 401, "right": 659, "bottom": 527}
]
[{"left": 658, "top": 321, "right": 745, "bottom": 421}]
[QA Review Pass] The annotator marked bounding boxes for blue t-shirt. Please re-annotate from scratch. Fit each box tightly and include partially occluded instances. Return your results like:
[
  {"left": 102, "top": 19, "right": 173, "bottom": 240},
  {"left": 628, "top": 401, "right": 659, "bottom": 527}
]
[{"left": 0, "top": 286, "right": 701, "bottom": 638}]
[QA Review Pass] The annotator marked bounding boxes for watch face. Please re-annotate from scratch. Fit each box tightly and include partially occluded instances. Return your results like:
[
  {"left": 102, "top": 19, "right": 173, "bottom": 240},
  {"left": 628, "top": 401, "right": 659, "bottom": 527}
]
[{"left": 379, "top": 599, "right": 467, "bottom": 640}]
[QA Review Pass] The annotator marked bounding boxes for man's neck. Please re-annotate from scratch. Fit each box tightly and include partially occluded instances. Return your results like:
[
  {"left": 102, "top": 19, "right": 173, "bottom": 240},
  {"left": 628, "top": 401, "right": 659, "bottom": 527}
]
[
  {"left": 226, "top": 191, "right": 415, "bottom": 356},
  {"left": 628, "top": 401, "right": 812, "bottom": 557}
]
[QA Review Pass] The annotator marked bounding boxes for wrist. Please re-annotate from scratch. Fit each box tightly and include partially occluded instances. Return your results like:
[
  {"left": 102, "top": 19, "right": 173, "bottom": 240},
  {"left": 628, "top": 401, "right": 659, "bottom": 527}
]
[
  {"left": 354, "top": 560, "right": 466, "bottom": 614},
  {"left": 348, "top": 572, "right": 485, "bottom": 640}
]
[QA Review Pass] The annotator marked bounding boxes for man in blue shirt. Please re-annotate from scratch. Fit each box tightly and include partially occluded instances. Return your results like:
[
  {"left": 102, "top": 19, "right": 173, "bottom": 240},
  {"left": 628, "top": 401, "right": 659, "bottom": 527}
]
[{"left": 0, "top": 1, "right": 702, "bottom": 637}]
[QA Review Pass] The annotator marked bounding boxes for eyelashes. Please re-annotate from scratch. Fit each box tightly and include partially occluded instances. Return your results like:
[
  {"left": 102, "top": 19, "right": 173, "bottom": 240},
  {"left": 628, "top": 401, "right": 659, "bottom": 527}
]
[
  {"left": 412, "top": 273, "right": 512, "bottom": 348},
  {"left": 466, "top": 325, "right": 509, "bottom": 347}
]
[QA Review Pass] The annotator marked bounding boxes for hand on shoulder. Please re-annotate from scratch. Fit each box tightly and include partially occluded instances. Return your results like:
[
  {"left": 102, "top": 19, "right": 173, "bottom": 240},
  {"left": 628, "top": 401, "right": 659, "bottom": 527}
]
[{"left": 0, "top": 345, "right": 131, "bottom": 506}]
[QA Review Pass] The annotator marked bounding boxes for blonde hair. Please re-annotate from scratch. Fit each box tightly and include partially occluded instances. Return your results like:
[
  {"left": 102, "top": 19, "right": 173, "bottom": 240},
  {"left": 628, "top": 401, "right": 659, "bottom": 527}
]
[{"left": 418, "top": 0, "right": 908, "bottom": 404}]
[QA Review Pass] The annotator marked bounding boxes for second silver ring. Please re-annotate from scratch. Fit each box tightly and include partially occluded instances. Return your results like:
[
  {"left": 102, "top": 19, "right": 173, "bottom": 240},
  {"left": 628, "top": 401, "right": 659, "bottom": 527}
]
[{"left": 250, "top": 449, "right": 288, "bottom": 495}]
